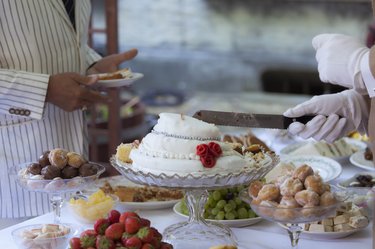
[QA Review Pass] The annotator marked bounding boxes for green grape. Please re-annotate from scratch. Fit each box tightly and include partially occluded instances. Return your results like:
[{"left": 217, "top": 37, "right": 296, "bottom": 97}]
[
  {"left": 225, "top": 212, "right": 236, "bottom": 220},
  {"left": 248, "top": 209, "right": 257, "bottom": 218},
  {"left": 232, "top": 210, "right": 238, "bottom": 219},
  {"left": 228, "top": 199, "right": 237, "bottom": 209},
  {"left": 224, "top": 203, "right": 233, "bottom": 212},
  {"left": 236, "top": 185, "right": 245, "bottom": 192},
  {"left": 211, "top": 207, "right": 220, "bottom": 216},
  {"left": 208, "top": 215, "right": 215, "bottom": 220},
  {"left": 180, "top": 200, "right": 189, "bottom": 215},
  {"left": 212, "top": 190, "right": 222, "bottom": 201},
  {"left": 219, "top": 188, "right": 228, "bottom": 196},
  {"left": 204, "top": 212, "right": 209, "bottom": 219},
  {"left": 216, "top": 200, "right": 226, "bottom": 210},
  {"left": 207, "top": 196, "right": 217, "bottom": 208},
  {"left": 234, "top": 197, "right": 242, "bottom": 206},
  {"left": 216, "top": 211, "right": 225, "bottom": 220},
  {"left": 237, "top": 207, "right": 249, "bottom": 219}
]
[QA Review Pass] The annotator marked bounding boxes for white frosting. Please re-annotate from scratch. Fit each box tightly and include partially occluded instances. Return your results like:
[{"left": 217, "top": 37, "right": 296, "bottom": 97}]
[{"left": 129, "top": 112, "right": 251, "bottom": 176}]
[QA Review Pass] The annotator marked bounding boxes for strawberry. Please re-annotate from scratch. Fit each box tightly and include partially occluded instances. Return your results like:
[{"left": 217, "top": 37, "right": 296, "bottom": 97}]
[
  {"left": 149, "top": 237, "right": 161, "bottom": 249},
  {"left": 115, "top": 242, "right": 127, "bottom": 249},
  {"left": 95, "top": 218, "right": 111, "bottom": 235},
  {"left": 96, "top": 235, "right": 115, "bottom": 249},
  {"left": 119, "top": 211, "right": 140, "bottom": 224},
  {"left": 125, "top": 216, "right": 142, "bottom": 234},
  {"left": 121, "top": 232, "right": 133, "bottom": 245},
  {"left": 140, "top": 218, "right": 151, "bottom": 227},
  {"left": 160, "top": 242, "right": 173, "bottom": 249},
  {"left": 150, "top": 227, "right": 162, "bottom": 242},
  {"left": 137, "top": 227, "right": 154, "bottom": 244},
  {"left": 69, "top": 237, "right": 82, "bottom": 249},
  {"left": 105, "top": 222, "right": 125, "bottom": 241},
  {"left": 141, "top": 243, "right": 155, "bottom": 249},
  {"left": 125, "top": 236, "right": 142, "bottom": 249},
  {"left": 80, "top": 229, "right": 97, "bottom": 248},
  {"left": 108, "top": 210, "right": 121, "bottom": 224}
]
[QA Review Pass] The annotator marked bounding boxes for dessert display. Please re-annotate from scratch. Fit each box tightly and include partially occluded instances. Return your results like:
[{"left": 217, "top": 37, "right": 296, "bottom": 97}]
[
  {"left": 100, "top": 180, "right": 183, "bottom": 202},
  {"left": 345, "top": 174, "right": 375, "bottom": 188},
  {"left": 302, "top": 202, "right": 369, "bottom": 233},
  {"left": 222, "top": 132, "right": 271, "bottom": 152},
  {"left": 68, "top": 190, "right": 118, "bottom": 223},
  {"left": 364, "top": 147, "right": 373, "bottom": 161},
  {"left": 116, "top": 113, "right": 273, "bottom": 176},
  {"left": 286, "top": 138, "right": 359, "bottom": 158},
  {"left": 69, "top": 210, "right": 173, "bottom": 249},
  {"left": 98, "top": 68, "right": 133, "bottom": 80},
  {"left": 11, "top": 223, "right": 76, "bottom": 249}
]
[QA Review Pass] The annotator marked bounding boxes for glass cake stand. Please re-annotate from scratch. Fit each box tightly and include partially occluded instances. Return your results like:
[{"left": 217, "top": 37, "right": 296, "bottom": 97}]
[
  {"left": 10, "top": 162, "right": 105, "bottom": 223},
  {"left": 111, "top": 154, "right": 279, "bottom": 249}
]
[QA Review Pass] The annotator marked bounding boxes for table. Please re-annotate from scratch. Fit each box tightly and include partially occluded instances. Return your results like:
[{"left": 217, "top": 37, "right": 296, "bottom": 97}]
[{"left": 0, "top": 138, "right": 373, "bottom": 249}]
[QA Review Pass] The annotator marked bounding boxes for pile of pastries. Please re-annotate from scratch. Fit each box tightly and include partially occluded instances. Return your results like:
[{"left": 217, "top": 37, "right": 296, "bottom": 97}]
[
  {"left": 19, "top": 148, "right": 99, "bottom": 191},
  {"left": 248, "top": 164, "right": 337, "bottom": 221}
]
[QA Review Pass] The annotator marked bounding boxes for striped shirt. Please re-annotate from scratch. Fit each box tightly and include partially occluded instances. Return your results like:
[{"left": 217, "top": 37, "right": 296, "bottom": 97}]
[{"left": 0, "top": 0, "right": 101, "bottom": 218}]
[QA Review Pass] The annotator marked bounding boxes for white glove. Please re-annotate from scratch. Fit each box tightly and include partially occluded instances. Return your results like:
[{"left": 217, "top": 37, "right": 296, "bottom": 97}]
[
  {"left": 283, "top": 90, "right": 369, "bottom": 142},
  {"left": 313, "top": 34, "right": 369, "bottom": 94}
]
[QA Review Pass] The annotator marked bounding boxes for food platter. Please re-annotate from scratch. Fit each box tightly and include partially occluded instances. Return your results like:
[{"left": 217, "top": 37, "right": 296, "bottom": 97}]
[
  {"left": 349, "top": 151, "right": 375, "bottom": 171},
  {"left": 173, "top": 202, "right": 262, "bottom": 228},
  {"left": 277, "top": 223, "right": 367, "bottom": 240},
  {"left": 281, "top": 155, "right": 342, "bottom": 182},
  {"left": 95, "top": 72, "right": 143, "bottom": 88}
]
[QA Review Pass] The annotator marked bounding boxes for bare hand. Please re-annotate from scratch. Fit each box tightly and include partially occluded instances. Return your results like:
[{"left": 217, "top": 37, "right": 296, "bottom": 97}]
[
  {"left": 46, "top": 73, "right": 109, "bottom": 112},
  {"left": 87, "top": 48, "right": 138, "bottom": 75}
]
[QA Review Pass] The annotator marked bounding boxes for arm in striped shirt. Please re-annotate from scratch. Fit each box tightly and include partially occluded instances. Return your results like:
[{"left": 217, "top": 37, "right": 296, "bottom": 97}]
[
  {"left": 0, "top": 69, "right": 49, "bottom": 120},
  {"left": 84, "top": 45, "right": 102, "bottom": 70}
]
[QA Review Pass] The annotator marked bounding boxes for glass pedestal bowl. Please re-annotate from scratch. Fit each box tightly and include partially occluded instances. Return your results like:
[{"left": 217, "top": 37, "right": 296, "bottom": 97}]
[
  {"left": 240, "top": 189, "right": 346, "bottom": 248},
  {"left": 10, "top": 162, "right": 105, "bottom": 223},
  {"left": 111, "top": 154, "right": 279, "bottom": 249}
]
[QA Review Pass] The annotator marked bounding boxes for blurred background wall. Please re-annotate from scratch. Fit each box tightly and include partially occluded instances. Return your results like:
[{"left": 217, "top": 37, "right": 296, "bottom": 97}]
[{"left": 91, "top": 0, "right": 373, "bottom": 95}]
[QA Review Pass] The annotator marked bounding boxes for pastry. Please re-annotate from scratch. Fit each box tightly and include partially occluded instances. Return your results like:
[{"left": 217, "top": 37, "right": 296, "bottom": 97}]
[
  {"left": 320, "top": 191, "right": 337, "bottom": 206},
  {"left": 292, "top": 164, "right": 313, "bottom": 182},
  {"left": 304, "top": 174, "right": 325, "bottom": 195},
  {"left": 48, "top": 148, "right": 68, "bottom": 169},
  {"left": 67, "top": 152, "right": 86, "bottom": 168},
  {"left": 257, "top": 184, "right": 280, "bottom": 201},
  {"left": 294, "top": 190, "right": 320, "bottom": 206},
  {"left": 279, "top": 177, "right": 303, "bottom": 197},
  {"left": 41, "top": 165, "right": 61, "bottom": 180},
  {"left": 98, "top": 68, "right": 133, "bottom": 80},
  {"left": 79, "top": 163, "right": 98, "bottom": 177},
  {"left": 279, "top": 196, "right": 301, "bottom": 208},
  {"left": 27, "top": 163, "right": 42, "bottom": 175},
  {"left": 274, "top": 204, "right": 296, "bottom": 221},
  {"left": 61, "top": 165, "right": 79, "bottom": 179},
  {"left": 38, "top": 151, "right": 50, "bottom": 167},
  {"left": 248, "top": 180, "right": 263, "bottom": 198},
  {"left": 116, "top": 142, "right": 137, "bottom": 163}
]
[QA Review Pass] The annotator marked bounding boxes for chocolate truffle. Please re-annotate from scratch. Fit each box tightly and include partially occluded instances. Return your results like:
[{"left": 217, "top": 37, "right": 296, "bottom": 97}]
[
  {"left": 61, "top": 166, "right": 79, "bottom": 179},
  {"left": 67, "top": 152, "right": 86, "bottom": 168},
  {"left": 27, "top": 163, "right": 42, "bottom": 175},
  {"left": 41, "top": 165, "right": 61, "bottom": 180},
  {"left": 79, "top": 163, "right": 98, "bottom": 177},
  {"left": 38, "top": 151, "right": 50, "bottom": 167},
  {"left": 48, "top": 148, "right": 68, "bottom": 169}
]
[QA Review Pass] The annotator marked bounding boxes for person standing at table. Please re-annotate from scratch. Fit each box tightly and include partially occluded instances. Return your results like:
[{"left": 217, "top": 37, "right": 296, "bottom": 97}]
[{"left": 0, "top": 0, "right": 137, "bottom": 225}]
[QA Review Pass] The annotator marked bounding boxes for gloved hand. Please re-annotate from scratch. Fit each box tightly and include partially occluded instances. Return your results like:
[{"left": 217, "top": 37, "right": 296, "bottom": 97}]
[
  {"left": 283, "top": 90, "right": 369, "bottom": 142},
  {"left": 313, "top": 34, "right": 369, "bottom": 94}
]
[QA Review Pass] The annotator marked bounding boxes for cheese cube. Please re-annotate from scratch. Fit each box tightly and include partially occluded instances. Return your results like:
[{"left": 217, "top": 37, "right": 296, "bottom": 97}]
[
  {"left": 308, "top": 224, "right": 326, "bottom": 232},
  {"left": 321, "top": 218, "right": 334, "bottom": 226},
  {"left": 333, "top": 214, "right": 349, "bottom": 225},
  {"left": 334, "top": 223, "right": 352, "bottom": 232},
  {"left": 324, "top": 226, "right": 333, "bottom": 232}
]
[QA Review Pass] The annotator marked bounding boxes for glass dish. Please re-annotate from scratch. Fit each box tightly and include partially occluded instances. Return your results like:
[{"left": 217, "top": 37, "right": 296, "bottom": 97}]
[
  {"left": 10, "top": 162, "right": 105, "bottom": 223},
  {"left": 240, "top": 188, "right": 346, "bottom": 248},
  {"left": 11, "top": 223, "right": 80, "bottom": 249},
  {"left": 111, "top": 153, "right": 279, "bottom": 249}
]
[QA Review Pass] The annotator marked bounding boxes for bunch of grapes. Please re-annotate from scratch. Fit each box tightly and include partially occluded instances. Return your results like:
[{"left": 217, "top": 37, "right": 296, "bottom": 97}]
[{"left": 180, "top": 185, "right": 257, "bottom": 220}]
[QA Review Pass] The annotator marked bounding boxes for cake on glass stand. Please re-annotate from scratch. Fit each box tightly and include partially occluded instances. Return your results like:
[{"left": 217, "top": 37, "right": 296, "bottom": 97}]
[{"left": 112, "top": 153, "right": 278, "bottom": 248}]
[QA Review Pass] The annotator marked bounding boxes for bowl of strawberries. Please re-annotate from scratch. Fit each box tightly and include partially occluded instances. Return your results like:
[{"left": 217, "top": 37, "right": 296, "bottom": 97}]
[{"left": 69, "top": 209, "right": 173, "bottom": 249}]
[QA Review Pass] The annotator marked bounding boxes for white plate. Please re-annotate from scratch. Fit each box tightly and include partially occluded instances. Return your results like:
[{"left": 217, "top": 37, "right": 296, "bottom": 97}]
[
  {"left": 282, "top": 155, "right": 342, "bottom": 182},
  {"left": 117, "top": 199, "right": 179, "bottom": 211},
  {"left": 173, "top": 202, "right": 262, "bottom": 228},
  {"left": 95, "top": 72, "right": 144, "bottom": 88},
  {"left": 278, "top": 223, "right": 367, "bottom": 240},
  {"left": 350, "top": 151, "right": 375, "bottom": 171},
  {"left": 280, "top": 138, "right": 366, "bottom": 162}
]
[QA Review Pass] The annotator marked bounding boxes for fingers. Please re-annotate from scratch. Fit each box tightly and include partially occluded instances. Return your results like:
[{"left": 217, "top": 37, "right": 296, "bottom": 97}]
[
  {"left": 297, "top": 115, "right": 327, "bottom": 139},
  {"left": 71, "top": 74, "right": 98, "bottom": 86},
  {"left": 113, "top": 48, "right": 138, "bottom": 65},
  {"left": 283, "top": 98, "right": 317, "bottom": 118},
  {"left": 324, "top": 118, "right": 349, "bottom": 143},
  {"left": 312, "top": 114, "right": 340, "bottom": 141},
  {"left": 80, "top": 89, "right": 109, "bottom": 104}
]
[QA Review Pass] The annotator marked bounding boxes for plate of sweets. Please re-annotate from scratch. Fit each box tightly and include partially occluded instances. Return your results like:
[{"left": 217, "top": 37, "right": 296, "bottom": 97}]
[
  {"left": 97, "top": 176, "right": 183, "bottom": 211},
  {"left": 278, "top": 201, "right": 370, "bottom": 240},
  {"left": 173, "top": 186, "right": 262, "bottom": 228},
  {"left": 349, "top": 148, "right": 375, "bottom": 171},
  {"left": 95, "top": 68, "right": 143, "bottom": 88}
]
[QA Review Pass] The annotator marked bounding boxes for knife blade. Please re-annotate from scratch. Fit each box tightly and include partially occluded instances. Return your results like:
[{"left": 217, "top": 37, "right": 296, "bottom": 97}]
[{"left": 193, "top": 110, "right": 315, "bottom": 129}]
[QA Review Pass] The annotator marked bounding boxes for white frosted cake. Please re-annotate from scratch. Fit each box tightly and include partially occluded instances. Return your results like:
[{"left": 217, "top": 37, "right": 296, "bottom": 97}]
[{"left": 126, "top": 113, "right": 255, "bottom": 176}]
